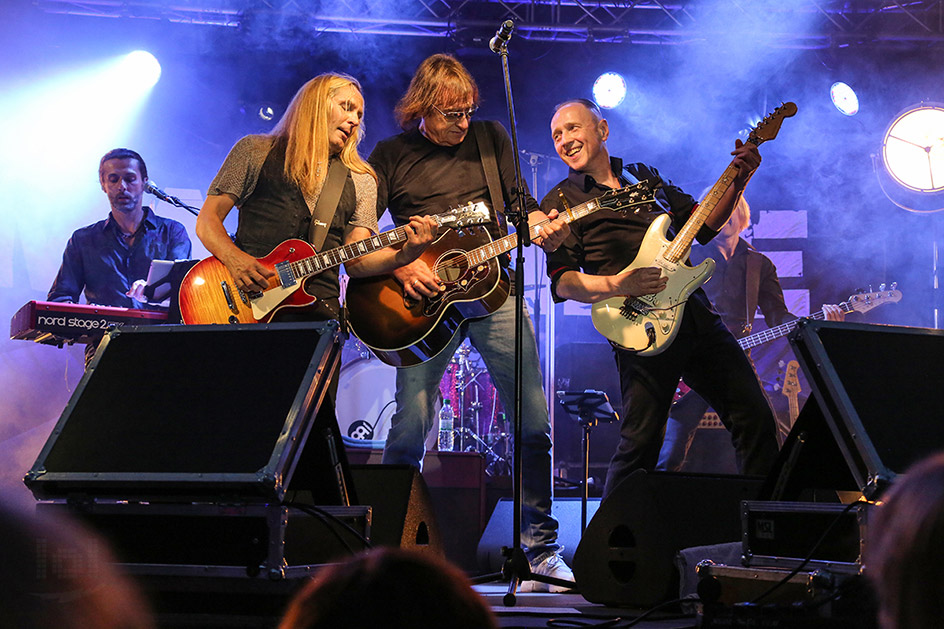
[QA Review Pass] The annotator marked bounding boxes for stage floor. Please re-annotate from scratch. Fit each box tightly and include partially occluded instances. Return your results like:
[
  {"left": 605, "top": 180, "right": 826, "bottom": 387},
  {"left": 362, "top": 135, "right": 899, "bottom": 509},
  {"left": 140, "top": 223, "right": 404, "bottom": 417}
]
[{"left": 475, "top": 585, "right": 697, "bottom": 628}]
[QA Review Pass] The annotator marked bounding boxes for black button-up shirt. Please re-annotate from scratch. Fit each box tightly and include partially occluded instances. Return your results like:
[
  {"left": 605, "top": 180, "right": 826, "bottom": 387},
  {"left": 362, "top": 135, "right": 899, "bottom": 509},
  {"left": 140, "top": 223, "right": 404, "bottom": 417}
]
[{"left": 541, "top": 157, "right": 714, "bottom": 302}]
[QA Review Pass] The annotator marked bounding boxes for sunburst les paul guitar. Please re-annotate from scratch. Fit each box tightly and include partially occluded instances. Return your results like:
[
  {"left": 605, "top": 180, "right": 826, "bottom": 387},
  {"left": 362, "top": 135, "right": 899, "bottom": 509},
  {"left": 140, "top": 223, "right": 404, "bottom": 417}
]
[
  {"left": 346, "top": 182, "right": 657, "bottom": 367},
  {"left": 178, "top": 202, "right": 490, "bottom": 325},
  {"left": 591, "top": 102, "right": 798, "bottom": 355}
]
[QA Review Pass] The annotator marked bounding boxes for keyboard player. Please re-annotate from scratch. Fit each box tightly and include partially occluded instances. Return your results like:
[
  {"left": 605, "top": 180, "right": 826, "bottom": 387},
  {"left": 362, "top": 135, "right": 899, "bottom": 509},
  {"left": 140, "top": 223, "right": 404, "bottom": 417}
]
[{"left": 46, "top": 148, "right": 191, "bottom": 363}]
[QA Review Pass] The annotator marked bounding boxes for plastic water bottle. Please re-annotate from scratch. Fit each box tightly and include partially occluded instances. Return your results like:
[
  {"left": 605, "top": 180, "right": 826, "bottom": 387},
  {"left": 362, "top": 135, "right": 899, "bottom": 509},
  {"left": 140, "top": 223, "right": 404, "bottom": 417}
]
[{"left": 438, "top": 399, "right": 455, "bottom": 452}]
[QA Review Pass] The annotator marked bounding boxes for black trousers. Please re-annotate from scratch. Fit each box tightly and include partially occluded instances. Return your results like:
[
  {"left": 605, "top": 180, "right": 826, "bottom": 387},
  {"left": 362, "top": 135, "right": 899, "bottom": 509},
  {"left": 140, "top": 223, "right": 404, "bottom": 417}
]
[{"left": 604, "top": 303, "right": 779, "bottom": 497}]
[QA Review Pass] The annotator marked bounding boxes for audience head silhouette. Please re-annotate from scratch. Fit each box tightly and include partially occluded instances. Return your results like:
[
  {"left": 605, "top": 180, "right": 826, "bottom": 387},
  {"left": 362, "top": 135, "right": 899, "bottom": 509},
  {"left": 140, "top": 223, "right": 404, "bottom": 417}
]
[{"left": 279, "top": 547, "right": 497, "bottom": 629}]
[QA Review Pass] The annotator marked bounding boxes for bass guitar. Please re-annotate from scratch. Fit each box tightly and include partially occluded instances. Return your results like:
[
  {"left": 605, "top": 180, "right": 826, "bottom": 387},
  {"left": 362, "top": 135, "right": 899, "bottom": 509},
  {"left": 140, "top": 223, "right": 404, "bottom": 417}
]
[
  {"left": 672, "top": 285, "right": 902, "bottom": 404},
  {"left": 591, "top": 102, "right": 798, "bottom": 355},
  {"left": 178, "top": 202, "right": 489, "bottom": 325},
  {"left": 346, "top": 182, "right": 656, "bottom": 367},
  {"left": 737, "top": 285, "right": 901, "bottom": 351}
]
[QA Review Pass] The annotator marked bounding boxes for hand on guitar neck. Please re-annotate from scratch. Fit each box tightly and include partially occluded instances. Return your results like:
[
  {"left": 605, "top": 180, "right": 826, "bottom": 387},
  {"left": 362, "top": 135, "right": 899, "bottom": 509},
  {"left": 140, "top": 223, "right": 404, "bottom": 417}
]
[{"left": 397, "top": 208, "right": 570, "bottom": 302}]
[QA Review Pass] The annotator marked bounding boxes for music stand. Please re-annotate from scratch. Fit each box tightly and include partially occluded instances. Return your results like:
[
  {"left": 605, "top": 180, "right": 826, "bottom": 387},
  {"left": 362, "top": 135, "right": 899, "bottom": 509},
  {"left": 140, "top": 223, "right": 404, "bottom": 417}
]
[{"left": 557, "top": 390, "right": 620, "bottom": 534}]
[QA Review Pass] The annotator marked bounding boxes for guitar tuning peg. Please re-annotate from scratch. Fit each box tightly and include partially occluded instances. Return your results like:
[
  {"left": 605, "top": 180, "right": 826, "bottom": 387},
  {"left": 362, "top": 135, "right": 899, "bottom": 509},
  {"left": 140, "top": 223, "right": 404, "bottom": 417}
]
[
  {"left": 879, "top": 283, "right": 886, "bottom": 291},
  {"left": 891, "top": 281, "right": 898, "bottom": 290},
  {"left": 777, "top": 359, "right": 785, "bottom": 368}
]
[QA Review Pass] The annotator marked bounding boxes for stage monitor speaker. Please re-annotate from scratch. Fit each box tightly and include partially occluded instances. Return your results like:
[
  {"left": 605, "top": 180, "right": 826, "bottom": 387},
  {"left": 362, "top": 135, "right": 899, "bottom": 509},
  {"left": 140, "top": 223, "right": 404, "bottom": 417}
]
[
  {"left": 350, "top": 464, "right": 444, "bottom": 558},
  {"left": 24, "top": 322, "right": 348, "bottom": 503},
  {"left": 572, "top": 470, "right": 762, "bottom": 607},
  {"left": 772, "top": 320, "right": 944, "bottom": 499}
]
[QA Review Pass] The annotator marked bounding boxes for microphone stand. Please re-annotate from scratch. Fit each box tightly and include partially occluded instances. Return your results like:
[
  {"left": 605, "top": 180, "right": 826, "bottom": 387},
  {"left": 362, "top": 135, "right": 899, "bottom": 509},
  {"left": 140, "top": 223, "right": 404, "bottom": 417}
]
[
  {"left": 149, "top": 190, "right": 200, "bottom": 217},
  {"left": 477, "top": 25, "right": 575, "bottom": 607}
]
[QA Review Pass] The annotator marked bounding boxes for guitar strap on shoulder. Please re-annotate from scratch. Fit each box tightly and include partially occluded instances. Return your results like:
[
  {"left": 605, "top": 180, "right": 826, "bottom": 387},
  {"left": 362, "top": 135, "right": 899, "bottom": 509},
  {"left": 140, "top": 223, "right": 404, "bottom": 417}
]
[
  {"left": 472, "top": 122, "right": 509, "bottom": 237},
  {"left": 308, "top": 158, "right": 350, "bottom": 251},
  {"left": 744, "top": 248, "right": 761, "bottom": 334}
]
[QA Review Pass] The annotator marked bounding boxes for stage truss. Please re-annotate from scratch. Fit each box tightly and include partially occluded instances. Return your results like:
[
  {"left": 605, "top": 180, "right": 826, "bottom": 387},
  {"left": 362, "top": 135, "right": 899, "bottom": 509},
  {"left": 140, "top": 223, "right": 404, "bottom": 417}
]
[{"left": 32, "top": 0, "right": 944, "bottom": 49}]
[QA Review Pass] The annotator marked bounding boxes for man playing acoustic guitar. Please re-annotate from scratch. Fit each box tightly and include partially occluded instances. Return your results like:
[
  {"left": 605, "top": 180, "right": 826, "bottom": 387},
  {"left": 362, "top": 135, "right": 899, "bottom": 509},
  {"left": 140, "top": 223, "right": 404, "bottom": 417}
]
[
  {"left": 542, "top": 99, "right": 780, "bottom": 498},
  {"left": 361, "top": 54, "right": 573, "bottom": 591}
]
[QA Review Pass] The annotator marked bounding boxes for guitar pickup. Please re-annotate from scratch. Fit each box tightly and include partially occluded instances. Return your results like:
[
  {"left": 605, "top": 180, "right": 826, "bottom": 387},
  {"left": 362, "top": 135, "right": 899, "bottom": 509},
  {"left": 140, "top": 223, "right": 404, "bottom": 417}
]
[
  {"left": 619, "top": 298, "right": 651, "bottom": 320},
  {"left": 220, "top": 281, "right": 240, "bottom": 315},
  {"left": 275, "top": 261, "right": 296, "bottom": 288}
]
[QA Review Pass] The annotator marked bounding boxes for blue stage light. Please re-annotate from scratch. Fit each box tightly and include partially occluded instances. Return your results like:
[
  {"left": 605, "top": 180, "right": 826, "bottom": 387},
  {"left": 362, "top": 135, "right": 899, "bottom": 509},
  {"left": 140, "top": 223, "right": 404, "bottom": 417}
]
[
  {"left": 830, "top": 82, "right": 859, "bottom": 116},
  {"left": 123, "top": 50, "right": 162, "bottom": 89},
  {"left": 593, "top": 72, "right": 627, "bottom": 109}
]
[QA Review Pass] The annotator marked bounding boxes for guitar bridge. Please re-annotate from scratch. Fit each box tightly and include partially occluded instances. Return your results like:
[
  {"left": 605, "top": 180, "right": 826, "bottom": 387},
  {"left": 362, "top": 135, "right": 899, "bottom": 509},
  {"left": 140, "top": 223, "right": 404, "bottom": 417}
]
[{"left": 619, "top": 298, "right": 651, "bottom": 321}]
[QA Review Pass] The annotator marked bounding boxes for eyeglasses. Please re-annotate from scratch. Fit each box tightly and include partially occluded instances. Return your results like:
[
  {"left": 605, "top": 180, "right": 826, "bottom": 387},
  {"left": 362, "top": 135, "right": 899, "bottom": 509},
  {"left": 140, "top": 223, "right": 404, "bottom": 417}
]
[{"left": 432, "top": 105, "right": 478, "bottom": 123}]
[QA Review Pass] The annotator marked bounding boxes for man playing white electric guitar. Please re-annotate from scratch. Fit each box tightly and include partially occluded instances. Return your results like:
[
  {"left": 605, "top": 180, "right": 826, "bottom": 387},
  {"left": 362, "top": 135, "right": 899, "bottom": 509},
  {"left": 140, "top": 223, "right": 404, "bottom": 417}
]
[{"left": 541, "top": 98, "right": 781, "bottom": 497}]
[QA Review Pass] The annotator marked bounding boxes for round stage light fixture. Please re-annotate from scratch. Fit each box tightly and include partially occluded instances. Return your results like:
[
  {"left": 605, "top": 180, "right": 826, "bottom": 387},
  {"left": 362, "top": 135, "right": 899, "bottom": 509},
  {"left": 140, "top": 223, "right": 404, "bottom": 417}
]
[
  {"left": 882, "top": 103, "right": 944, "bottom": 193},
  {"left": 830, "top": 82, "right": 859, "bottom": 116},
  {"left": 592, "top": 72, "right": 627, "bottom": 109},
  {"left": 258, "top": 103, "right": 276, "bottom": 122},
  {"left": 124, "top": 51, "right": 162, "bottom": 89}
]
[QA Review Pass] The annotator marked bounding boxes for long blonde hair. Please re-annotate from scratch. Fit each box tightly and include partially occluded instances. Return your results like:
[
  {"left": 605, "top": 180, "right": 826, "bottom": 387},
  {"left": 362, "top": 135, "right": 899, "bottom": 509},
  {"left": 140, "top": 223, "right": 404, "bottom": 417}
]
[{"left": 271, "top": 73, "right": 376, "bottom": 195}]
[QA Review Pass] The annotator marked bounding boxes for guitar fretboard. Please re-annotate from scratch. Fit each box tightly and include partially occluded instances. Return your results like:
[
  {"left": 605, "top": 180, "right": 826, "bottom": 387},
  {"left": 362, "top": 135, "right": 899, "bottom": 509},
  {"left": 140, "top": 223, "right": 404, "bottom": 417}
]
[
  {"left": 288, "top": 227, "right": 411, "bottom": 279},
  {"left": 454, "top": 188, "right": 651, "bottom": 270},
  {"left": 738, "top": 301, "right": 854, "bottom": 350},
  {"left": 457, "top": 198, "right": 602, "bottom": 269}
]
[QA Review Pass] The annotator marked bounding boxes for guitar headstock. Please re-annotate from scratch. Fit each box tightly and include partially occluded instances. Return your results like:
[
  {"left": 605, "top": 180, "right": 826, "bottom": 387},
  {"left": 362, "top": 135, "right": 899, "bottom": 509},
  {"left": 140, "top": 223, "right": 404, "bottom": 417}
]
[
  {"left": 781, "top": 360, "right": 801, "bottom": 398},
  {"left": 437, "top": 201, "right": 490, "bottom": 228},
  {"left": 747, "top": 102, "right": 798, "bottom": 146},
  {"left": 845, "top": 284, "right": 903, "bottom": 314},
  {"left": 599, "top": 180, "right": 657, "bottom": 213}
]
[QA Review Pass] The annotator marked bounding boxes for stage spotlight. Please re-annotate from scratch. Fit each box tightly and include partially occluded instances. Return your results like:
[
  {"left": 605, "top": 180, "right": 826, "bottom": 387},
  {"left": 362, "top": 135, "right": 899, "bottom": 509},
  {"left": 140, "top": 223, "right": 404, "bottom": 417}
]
[
  {"left": 882, "top": 103, "right": 944, "bottom": 193},
  {"left": 122, "top": 51, "right": 162, "bottom": 90},
  {"left": 830, "top": 82, "right": 859, "bottom": 116},
  {"left": 592, "top": 72, "right": 627, "bottom": 109},
  {"left": 258, "top": 103, "right": 277, "bottom": 122}
]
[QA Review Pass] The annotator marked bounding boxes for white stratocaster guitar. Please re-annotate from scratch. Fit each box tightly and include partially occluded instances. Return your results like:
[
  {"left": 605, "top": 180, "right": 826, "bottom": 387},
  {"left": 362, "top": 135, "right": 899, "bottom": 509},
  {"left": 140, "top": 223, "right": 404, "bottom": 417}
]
[{"left": 591, "top": 102, "right": 798, "bottom": 355}]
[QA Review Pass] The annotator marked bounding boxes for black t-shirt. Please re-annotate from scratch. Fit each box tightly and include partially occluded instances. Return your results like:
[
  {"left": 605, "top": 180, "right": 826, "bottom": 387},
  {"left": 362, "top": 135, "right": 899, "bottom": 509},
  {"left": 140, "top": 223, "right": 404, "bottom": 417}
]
[{"left": 368, "top": 120, "right": 539, "bottom": 241}]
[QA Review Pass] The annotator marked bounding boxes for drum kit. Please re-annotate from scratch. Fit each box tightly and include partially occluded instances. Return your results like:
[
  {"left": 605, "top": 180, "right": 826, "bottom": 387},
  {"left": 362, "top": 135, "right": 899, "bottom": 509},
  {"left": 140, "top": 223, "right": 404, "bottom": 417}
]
[{"left": 336, "top": 337, "right": 512, "bottom": 476}]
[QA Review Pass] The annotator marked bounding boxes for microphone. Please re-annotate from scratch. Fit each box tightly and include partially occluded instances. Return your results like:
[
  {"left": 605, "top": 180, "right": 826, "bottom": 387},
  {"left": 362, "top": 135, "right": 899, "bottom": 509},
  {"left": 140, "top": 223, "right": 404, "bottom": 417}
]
[
  {"left": 489, "top": 20, "right": 515, "bottom": 53},
  {"left": 145, "top": 181, "right": 172, "bottom": 202}
]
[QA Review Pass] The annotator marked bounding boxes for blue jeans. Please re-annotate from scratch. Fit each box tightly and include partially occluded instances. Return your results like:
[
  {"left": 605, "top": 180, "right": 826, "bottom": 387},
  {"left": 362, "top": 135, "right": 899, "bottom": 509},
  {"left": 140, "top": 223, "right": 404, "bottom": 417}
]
[{"left": 382, "top": 298, "right": 560, "bottom": 559}]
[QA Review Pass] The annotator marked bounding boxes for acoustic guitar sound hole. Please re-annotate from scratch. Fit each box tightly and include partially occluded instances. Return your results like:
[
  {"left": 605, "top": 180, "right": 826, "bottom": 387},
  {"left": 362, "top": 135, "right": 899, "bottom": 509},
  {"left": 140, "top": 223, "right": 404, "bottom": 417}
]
[{"left": 436, "top": 250, "right": 470, "bottom": 283}]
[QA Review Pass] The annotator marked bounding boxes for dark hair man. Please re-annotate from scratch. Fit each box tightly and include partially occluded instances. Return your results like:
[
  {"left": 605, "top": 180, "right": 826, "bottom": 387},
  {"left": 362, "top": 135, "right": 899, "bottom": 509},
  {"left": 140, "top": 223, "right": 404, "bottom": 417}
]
[{"left": 48, "top": 148, "right": 192, "bottom": 307}]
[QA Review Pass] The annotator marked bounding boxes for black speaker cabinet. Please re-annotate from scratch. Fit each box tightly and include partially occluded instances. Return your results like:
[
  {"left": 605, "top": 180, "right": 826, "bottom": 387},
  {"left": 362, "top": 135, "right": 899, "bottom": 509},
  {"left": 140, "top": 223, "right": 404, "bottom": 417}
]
[
  {"left": 24, "top": 322, "right": 345, "bottom": 502},
  {"left": 572, "top": 470, "right": 762, "bottom": 607},
  {"left": 773, "top": 320, "right": 944, "bottom": 500},
  {"left": 349, "top": 464, "right": 444, "bottom": 558}
]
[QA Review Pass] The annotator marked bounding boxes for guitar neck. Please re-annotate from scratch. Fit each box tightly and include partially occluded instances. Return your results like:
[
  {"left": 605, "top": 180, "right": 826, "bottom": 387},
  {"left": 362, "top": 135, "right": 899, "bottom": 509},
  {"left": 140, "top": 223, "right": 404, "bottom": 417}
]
[
  {"left": 665, "top": 154, "right": 752, "bottom": 264},
  {"left": 463, "top": 196, "right": 604, "bottom": 266},
  {"left": 738, "top": 301, "right": 854, "bottom": 350},
  {"left": 288, "top": 225, "right": 416, "bottom": 281}
]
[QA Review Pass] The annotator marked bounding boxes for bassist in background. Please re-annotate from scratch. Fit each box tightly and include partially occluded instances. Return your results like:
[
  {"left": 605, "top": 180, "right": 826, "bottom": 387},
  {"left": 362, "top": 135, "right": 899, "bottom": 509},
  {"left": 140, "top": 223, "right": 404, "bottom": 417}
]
[
  {"left": 367, "top": 54, "right": 573, "bottom": 591},
  {"left": 542, "top": 99, "right": 779, "bottom": 498},
  {"left": 657, "top": 196, "right": 844, "bottom": 473}
]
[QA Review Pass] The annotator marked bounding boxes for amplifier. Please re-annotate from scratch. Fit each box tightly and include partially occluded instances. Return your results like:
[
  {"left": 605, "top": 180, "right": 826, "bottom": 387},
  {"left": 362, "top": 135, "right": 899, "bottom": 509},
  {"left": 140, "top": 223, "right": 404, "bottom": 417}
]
[{"left": 742, "top": 500, "right": 871, "bottom": 574}]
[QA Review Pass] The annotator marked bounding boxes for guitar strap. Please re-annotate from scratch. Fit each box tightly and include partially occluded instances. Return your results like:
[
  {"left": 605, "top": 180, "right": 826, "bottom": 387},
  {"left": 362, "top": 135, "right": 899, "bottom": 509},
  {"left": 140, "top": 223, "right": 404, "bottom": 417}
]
[
  {"left": 744, "top": 247, "right": 761, "bottom": 335},
  {"left": 308, "top": 159, "right": 350, "bottom": 251},
  {"left": 472, "top": 122, "right": 510, "bottom": 237}
]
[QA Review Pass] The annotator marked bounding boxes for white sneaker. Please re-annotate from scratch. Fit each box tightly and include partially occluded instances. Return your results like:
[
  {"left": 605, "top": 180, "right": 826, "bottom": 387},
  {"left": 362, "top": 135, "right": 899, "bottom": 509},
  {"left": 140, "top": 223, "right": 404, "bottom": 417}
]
[{"left": 517, "top": 552, "right": 575, "bottom": 593}]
